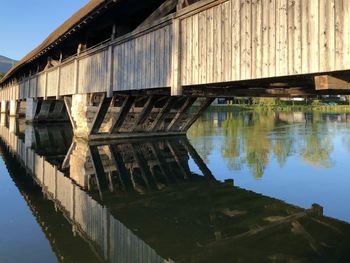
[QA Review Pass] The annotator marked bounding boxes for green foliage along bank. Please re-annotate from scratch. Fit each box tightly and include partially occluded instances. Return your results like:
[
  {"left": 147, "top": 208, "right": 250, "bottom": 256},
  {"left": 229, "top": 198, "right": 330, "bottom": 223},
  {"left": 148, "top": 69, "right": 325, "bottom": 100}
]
[{"left": 210, "top": 98, "right": 350, "bottom": 113}]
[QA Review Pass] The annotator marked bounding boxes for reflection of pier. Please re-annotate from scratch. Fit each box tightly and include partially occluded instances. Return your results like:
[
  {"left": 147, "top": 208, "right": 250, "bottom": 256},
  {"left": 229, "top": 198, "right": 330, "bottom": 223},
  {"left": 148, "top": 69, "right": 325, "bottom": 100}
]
[
  {"left": 0, "top": 118, "right": 170, "bottom": 262},
  {"left": 1, "top": 119, "right": 350, "bottom": 262},
  {"left": 63, "top": 137, "right": 214, "bottom": 199}
]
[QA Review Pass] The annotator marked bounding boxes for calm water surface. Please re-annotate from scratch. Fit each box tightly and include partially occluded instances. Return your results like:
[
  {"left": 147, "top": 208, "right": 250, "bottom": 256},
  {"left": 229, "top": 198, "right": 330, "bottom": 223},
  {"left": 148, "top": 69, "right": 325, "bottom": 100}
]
[
  {"left": 0, "top": 110, "right": 349, "bottom": 263},
  {"left": 188, "top": 110, "right": 350, "bottom": 223}
]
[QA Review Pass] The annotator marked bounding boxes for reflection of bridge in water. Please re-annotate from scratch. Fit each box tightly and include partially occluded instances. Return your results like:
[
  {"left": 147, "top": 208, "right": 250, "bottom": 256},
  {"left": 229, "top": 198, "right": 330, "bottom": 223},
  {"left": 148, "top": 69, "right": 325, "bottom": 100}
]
[{"left": 0, "top": 116, "right": 350, "bottom": 262}]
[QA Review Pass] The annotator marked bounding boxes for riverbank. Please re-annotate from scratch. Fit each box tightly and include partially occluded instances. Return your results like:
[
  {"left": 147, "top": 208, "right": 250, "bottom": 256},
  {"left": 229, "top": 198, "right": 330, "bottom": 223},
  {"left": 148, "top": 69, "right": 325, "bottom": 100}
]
[{"left": 209, "top": 104, "right": 350, "bottom": 113}]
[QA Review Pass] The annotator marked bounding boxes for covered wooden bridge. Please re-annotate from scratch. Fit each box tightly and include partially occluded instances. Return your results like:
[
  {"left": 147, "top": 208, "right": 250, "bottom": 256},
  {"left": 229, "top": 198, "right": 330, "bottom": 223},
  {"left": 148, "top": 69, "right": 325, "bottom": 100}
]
[{"left": 1, "top": 0, "right": 350, "bottom": 140}]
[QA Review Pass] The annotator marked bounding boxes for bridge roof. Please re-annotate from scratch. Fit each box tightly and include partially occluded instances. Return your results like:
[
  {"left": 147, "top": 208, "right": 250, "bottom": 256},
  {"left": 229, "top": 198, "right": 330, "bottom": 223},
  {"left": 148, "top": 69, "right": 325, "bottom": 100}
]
[{"left": 0, "top": 0, "right": 109, "bottom": 85}]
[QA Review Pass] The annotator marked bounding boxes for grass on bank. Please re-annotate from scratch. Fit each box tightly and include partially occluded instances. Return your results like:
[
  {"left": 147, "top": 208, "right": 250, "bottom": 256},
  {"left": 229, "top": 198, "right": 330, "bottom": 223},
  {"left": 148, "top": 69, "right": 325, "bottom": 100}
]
[{"left": 209, "top": 100, "right": 350, "bottom": 113}]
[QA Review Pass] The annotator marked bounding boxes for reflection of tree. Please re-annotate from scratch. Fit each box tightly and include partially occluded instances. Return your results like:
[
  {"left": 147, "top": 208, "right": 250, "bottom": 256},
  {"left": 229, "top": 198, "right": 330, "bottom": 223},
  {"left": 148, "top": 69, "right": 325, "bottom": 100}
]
[
  {"left": 221, "top": 112, "right": 277, "bottom": 178},
  {"left": 190, "top": 109, "right": 336, "bottom": 179},
  {"left": 221, "top": 113, "right": 241, "bottom": 170},
  {"left": 344, "top": 137, "right": 350, "bottom": 153},
  {"left": 300, "top": 116, "right": 333, "bottom": 168},
  {"left": 273, "top": 138, "right": 294, "bottom": 167},
  {"left": 241, "top": 112, "right": 275, "bottom": 179},
  {"left": 188, "top": 112, "right": 217, "bottom": 163},
  {"left": 343, "top": 114, "right": 350, "bottom": 152}
]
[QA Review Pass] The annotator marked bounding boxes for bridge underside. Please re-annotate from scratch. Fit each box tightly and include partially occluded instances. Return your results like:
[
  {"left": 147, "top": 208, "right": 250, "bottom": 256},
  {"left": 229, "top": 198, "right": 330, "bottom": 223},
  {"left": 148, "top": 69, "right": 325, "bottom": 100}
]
[
  {"left": 3, "top": 70, "right": 350, "bottom": 141},
  {"left": 184, "top": 72, "right": 350, "bottom": 97},
  {"left": 63, "top": 91, "right": 213, "bottom": 141}
]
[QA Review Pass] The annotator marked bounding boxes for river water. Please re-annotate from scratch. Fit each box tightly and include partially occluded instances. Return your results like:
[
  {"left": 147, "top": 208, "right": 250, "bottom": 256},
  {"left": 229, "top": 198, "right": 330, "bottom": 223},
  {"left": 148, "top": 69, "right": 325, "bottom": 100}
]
[{"left": 0, "top": 110, "right": 349, "bottom": 263}]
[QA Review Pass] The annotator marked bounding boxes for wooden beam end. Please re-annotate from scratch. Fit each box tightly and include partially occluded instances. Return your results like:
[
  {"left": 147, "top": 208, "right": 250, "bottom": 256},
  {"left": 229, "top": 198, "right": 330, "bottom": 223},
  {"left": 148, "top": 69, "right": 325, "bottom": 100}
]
[{"left": 314, "top": 75, "right": 350, "bottom": 90}]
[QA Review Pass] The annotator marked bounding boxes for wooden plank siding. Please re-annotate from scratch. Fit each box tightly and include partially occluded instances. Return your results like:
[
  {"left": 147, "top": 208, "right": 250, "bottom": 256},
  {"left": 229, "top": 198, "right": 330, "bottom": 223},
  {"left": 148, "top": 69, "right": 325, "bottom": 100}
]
[
  {"left": 179, "top": 0, "right": 350, "bottom": 85},
  {"left": 36, "top": 73, "right": 46, "bottom": 98},
  {"left": 113, "top": 24, "right": 173, "bottom": 91},
  {"left": 59, "top": 62, "right": 75, "bottom": 95},
  {"left": 1, "top": 0, "right": 350, "bottom": 100},
  {"left": 47, "top": 69, "right": 59, "bottom": 97},
  {"left": 78, "top": 49, "right": 109, "bottom": 94}
]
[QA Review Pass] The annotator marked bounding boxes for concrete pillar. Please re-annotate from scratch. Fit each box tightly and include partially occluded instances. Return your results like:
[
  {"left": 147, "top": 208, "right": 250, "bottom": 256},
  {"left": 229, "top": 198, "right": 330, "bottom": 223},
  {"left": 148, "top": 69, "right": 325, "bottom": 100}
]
[
  {"left": 1, "top": 101, "right": 7, "bottom": 113},
  {"left": 9, "top": 100, "right": 18, "bottom": 117},
  {"left": 26, "top": 98, "right": 39, "bottom": 123},
  {"left": 71, "top": 94, "right": 96, "bottom": 139},
  {"left": 69, "top": 139, "right": 90, "bottom": 189}
]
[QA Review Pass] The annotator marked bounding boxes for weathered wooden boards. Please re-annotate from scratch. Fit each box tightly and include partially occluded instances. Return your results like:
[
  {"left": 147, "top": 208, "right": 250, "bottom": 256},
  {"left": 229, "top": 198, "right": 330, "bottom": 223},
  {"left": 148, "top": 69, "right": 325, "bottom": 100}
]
[
  {"left": 0, "top": 84, "right": 18, "bottom": 101},
  {"left": 1, "top": 0, "right": 350, "bottom": 101},
  {"left": 113, "top": 24, "right": 172, "bottom": 91},
  {"left": 180, "top": 0, "right": 350, "bottom": 86},
  {"left": 78, "top": 50, "right": 109, "bottom": 93},
  {"left": 314, "top": 75, "right": 350, "bottom": 90}
]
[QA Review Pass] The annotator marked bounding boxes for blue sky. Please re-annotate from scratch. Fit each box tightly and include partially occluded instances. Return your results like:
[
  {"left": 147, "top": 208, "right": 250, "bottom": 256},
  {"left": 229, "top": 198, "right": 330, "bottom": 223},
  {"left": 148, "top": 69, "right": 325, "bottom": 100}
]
[{"left": 0, "top": 0, "right": 90, "bottom": 60}]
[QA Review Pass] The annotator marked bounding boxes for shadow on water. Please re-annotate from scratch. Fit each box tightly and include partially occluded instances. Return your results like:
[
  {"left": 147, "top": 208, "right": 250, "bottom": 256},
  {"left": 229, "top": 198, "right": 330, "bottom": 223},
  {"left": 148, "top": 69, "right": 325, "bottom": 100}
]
[{"left": 0, "top": 115, "right": 350, "bottom": 262}]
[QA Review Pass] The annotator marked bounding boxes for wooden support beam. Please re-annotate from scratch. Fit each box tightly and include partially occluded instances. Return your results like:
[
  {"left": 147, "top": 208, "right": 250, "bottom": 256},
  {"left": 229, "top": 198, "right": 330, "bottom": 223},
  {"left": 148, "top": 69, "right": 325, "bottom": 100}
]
[
  {"left": 88, "top": 145, "right": 108, "bottom": 200},
  {"left": 180, "top": 138, "right": 215, "bottom": 180},
  {"left": 167, "top": 141, "right": 191, "bottom": 179},
  {"left": 89, "top": 131, "right": 186, "bottom": 141},
  {"left": 36, "top": 100, "right": 52, "bottom": 120},
  {"left": 107, "top": 172, "right": 114, "bottom": 192},
  {"left": 149, "top": 96, "right": 177, "bottom": 131},
  {"left": 109, "top": 96, "right": 135, "bottom": 134},
  {"left": 49, "top": 100, "right": 66, "bottom": 120},
  {"left": 131, "top": 144, "right": 152, "bottom": 189},
  {"left": 171, "top": 18, "right": 182, "bottom": 96},
  {"left": 149, "top": 143, "right": 171, "bottom": 183},
  {"left": 131, "top": 96, "right": 157, "bottom": 131},
  {"left": 166, "top": 97, "right": 197, "bottom": 131},
  {"left": 314, "top": 75, "right": 350, "bottom": 90},
  {"left": 136, "top": 0, "right": 178, "bottom": 30},
  {"left": 187, "top": 86, "right": 316, "bottom": 97},
  {"left": 109, "top": 145, "right": 133, "bottom": 190},
  {"left": 89, "top": 94, "right": 112, "bottom": 135},
  {"left": 181, "top": 98, "right": 214, "bottom": 131},
  {"left": 177, "top": 0, "right": 189, "bottom": 10},
  {"left": 73, "top": 58, "right": 79, "bottom": 94},
  {"left": 62, "top": 142, "right": 76, "bottom": 169},
  {"left": 44, "top": 71, "right": 48, "bottom": 100},
  {"left": 63, "top": 96, "right": 77, "bottom": 129},
  {"left": 107, "top": 45, "right": 114, "bottom": 98},
  {"left": 56, "top": 66, "right": 61, "bottom": 99},
  {"left": 167, "top": 97, "right": 196, "bottom": 131}
]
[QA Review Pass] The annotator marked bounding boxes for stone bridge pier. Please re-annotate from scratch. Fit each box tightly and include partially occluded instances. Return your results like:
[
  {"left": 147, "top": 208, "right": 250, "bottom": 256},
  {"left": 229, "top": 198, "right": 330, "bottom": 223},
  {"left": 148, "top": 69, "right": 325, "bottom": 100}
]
[{"left": 63, "top": 92, "right": 213, "bottom": 141}]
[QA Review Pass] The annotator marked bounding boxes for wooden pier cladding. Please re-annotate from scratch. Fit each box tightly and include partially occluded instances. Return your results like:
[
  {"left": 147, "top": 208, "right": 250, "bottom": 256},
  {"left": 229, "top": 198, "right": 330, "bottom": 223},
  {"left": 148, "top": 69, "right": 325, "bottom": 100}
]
[{"left": 2, "top": 0, "right": 350, "bottom": 100}]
